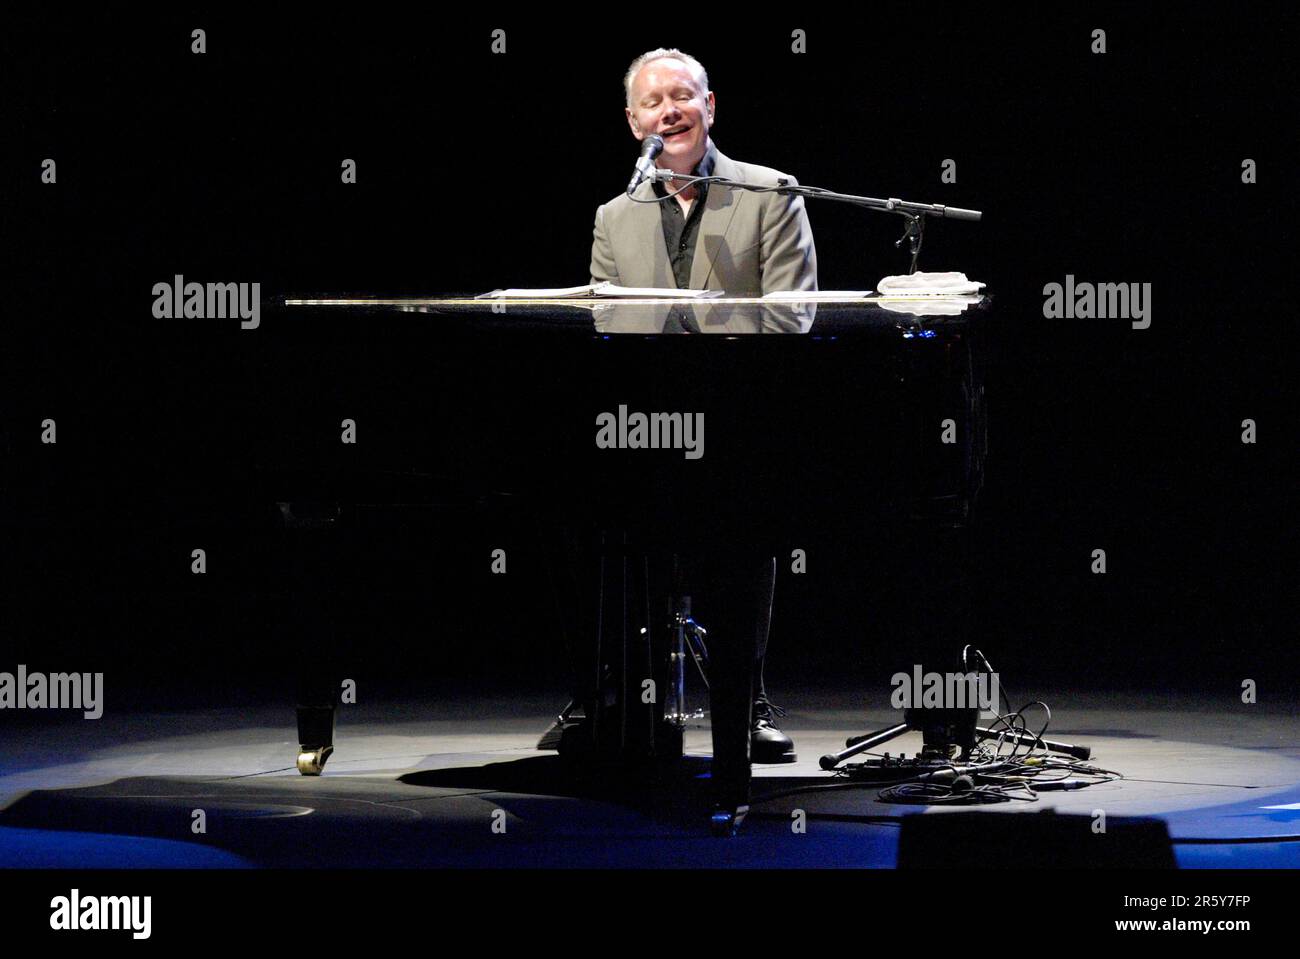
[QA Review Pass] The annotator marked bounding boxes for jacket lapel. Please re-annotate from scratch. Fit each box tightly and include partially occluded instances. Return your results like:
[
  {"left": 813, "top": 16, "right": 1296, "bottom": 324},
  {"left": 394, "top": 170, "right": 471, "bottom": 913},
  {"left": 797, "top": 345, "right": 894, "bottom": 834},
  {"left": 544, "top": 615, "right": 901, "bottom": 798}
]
[
  {"left": 631, "top": 178, "right": 676, "bottom": 289},
  {"left": 689, "top": 149, "right": 742, "bottom": 291}
]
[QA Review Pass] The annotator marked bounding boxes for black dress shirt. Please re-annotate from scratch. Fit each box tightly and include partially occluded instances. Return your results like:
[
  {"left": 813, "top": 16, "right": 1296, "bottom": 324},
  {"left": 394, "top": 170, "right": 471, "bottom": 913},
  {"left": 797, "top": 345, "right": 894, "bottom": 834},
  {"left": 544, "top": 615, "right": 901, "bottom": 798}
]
[{"left": 652, "top": 144, "right": 717, "bottom": 289}]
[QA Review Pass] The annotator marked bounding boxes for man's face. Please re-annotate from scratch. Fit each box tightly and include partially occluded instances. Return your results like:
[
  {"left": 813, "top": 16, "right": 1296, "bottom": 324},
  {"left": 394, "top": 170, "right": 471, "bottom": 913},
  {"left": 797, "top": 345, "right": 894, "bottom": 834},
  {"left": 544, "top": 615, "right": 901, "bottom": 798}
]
[{"left": 625, "top": 58, "right": 715, "bottom": 170}]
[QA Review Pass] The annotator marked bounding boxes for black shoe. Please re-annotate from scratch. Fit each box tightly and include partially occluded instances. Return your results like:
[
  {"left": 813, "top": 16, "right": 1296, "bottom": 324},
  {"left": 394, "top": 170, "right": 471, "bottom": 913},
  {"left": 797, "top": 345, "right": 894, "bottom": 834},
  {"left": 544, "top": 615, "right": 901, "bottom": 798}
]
[{"left": 751, "top": 695, "right": 796, "bottom": 764}]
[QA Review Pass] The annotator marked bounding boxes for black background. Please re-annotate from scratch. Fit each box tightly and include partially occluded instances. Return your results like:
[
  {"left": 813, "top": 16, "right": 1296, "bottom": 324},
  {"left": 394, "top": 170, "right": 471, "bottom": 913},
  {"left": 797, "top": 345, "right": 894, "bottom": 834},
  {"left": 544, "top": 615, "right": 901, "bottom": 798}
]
[{"left": 1, "top": 11, "right": 1293, "bottom": 711}]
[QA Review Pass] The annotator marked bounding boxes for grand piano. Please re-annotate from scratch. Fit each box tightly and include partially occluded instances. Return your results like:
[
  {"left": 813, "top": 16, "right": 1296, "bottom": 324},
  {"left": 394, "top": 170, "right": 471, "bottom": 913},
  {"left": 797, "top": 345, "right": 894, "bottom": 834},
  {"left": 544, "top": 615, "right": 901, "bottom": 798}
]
[{"left": 269, "top": 293, "right": 991, "bottom": 832}]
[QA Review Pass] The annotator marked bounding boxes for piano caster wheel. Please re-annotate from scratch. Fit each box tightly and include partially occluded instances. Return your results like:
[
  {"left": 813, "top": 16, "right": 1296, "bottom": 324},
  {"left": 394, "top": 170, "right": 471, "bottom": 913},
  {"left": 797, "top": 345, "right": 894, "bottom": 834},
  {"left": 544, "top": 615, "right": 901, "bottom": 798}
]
[
  {"left": 710, "top": 804, "right": 749, "bottom": 837},
  {"left": 297, "top": 745, "right": 334, "bottom": 776}
]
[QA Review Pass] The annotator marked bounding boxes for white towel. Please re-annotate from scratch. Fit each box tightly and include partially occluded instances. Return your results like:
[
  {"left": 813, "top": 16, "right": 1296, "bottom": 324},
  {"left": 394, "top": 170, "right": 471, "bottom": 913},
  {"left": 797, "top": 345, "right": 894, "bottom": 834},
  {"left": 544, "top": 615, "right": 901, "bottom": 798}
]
[
  {"left": 877, "top": 271, "right": 985, "bottom": 296},
  {"left": 877, "top": 296, "right": 982, "bottom": 317}
]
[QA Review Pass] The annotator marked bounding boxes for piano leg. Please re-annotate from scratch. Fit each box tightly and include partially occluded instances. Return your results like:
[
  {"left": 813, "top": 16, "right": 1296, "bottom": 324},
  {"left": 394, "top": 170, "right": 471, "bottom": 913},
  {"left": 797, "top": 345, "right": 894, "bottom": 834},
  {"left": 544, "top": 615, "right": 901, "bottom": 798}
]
[
  {"left": 292, "top": 613, "right": 338, "bottom": 769},
  {"left": 296, "top": 707, "right": 335, "bottom": 775},
  {"left": 293, "top": 625, "right": 338, "bottom": 775},
  {"left": 284, "top": 526, "right": 341, "bottom": 776}
]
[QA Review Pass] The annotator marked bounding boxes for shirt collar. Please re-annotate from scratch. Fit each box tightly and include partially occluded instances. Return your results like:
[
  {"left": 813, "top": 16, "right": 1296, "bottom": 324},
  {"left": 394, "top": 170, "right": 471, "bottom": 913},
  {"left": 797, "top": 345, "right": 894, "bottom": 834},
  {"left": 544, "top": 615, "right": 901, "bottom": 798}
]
[{"left": 653, "top": 141, "right": 718, "bottom": 197}]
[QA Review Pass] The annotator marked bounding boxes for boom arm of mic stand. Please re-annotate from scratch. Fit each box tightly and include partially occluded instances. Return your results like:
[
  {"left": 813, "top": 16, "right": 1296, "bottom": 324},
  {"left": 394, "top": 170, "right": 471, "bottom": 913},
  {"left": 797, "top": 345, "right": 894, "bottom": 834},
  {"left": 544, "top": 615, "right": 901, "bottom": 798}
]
[
  {"left": 652, "top": 171, "right": 983, "bottom": 273},
  {"left": 652, "top": 170, "right": 981, "bottom": 220}
]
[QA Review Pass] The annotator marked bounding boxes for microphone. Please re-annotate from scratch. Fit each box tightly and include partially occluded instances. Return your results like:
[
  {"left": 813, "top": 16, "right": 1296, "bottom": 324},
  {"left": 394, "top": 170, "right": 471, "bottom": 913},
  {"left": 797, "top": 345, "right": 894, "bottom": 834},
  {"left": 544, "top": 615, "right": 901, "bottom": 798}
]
[{"left": 626, "top": 134, "right": 665, "bottom": 195}]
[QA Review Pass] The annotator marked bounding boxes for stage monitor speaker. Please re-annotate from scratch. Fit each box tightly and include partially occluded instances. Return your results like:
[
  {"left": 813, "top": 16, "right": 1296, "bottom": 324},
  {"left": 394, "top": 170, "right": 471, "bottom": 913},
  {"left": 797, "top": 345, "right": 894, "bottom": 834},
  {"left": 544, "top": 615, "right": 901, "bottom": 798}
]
[{"left": 897, "top": 810, "right": 1176, "bottom": 868}]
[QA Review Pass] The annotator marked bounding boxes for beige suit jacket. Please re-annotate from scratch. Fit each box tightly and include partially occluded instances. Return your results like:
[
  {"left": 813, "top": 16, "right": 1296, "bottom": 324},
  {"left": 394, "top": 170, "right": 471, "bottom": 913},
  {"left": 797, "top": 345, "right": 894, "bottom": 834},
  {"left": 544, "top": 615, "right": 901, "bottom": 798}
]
[{"left": 589, "top": 146, "right": 818, "bottom": 296}]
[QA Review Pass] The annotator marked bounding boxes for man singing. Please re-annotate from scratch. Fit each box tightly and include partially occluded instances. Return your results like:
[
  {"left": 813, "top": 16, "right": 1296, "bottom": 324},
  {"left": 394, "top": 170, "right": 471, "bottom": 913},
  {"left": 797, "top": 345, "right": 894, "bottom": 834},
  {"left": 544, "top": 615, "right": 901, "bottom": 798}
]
[{"left": 590, "top": 47, "right": 818, "bottom": 296}]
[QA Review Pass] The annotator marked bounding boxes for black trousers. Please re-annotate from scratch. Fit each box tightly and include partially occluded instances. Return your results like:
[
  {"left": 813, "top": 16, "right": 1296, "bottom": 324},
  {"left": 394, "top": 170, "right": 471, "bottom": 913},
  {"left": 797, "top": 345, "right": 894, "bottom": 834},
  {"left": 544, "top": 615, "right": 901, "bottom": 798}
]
[
  {"left": 552, "top": 525, "right": 776, "bottom": 808},
  {"left": 672, "top": 549, "right": 776, "bottom": 807}
]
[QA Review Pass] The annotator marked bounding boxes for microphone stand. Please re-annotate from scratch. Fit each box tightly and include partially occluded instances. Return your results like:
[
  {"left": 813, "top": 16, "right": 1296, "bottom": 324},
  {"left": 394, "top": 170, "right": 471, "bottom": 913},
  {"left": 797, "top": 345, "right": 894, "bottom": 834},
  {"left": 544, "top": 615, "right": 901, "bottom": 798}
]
[{"left": 650, "top": 169, "right": 982, "bottom": 275}]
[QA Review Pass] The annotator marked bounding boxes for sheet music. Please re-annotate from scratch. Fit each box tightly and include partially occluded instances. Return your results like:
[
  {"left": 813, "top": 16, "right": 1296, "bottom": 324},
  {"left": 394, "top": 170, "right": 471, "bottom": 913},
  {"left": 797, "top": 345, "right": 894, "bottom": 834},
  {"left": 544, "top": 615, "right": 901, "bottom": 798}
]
[
  {"left": 476, "top": 284, "right": 602, "bottom": 299},
  {"left": 593, "top": 283, "right": 723, "bottom": 299},
  {"left": 762, "top": 290, "right": 874, "bottom": 300},
  {"left": 477, "top": 282, "right": 724, "bottom": 300}
]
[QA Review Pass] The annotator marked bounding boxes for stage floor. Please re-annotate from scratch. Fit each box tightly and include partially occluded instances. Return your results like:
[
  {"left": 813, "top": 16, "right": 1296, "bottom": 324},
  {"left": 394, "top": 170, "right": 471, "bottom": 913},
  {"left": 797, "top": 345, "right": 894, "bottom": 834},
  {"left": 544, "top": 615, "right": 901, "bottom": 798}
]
[{"left": 2, "top": 689, "right": 1297, "bottom": 868}]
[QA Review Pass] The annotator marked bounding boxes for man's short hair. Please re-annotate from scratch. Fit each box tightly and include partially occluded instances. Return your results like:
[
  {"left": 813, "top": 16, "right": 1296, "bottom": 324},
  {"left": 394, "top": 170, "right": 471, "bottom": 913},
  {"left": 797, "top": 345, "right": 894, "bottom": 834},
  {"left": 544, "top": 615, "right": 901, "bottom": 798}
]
[{"left": 623, "top": 48, "right": 710, "bottom": 109}]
